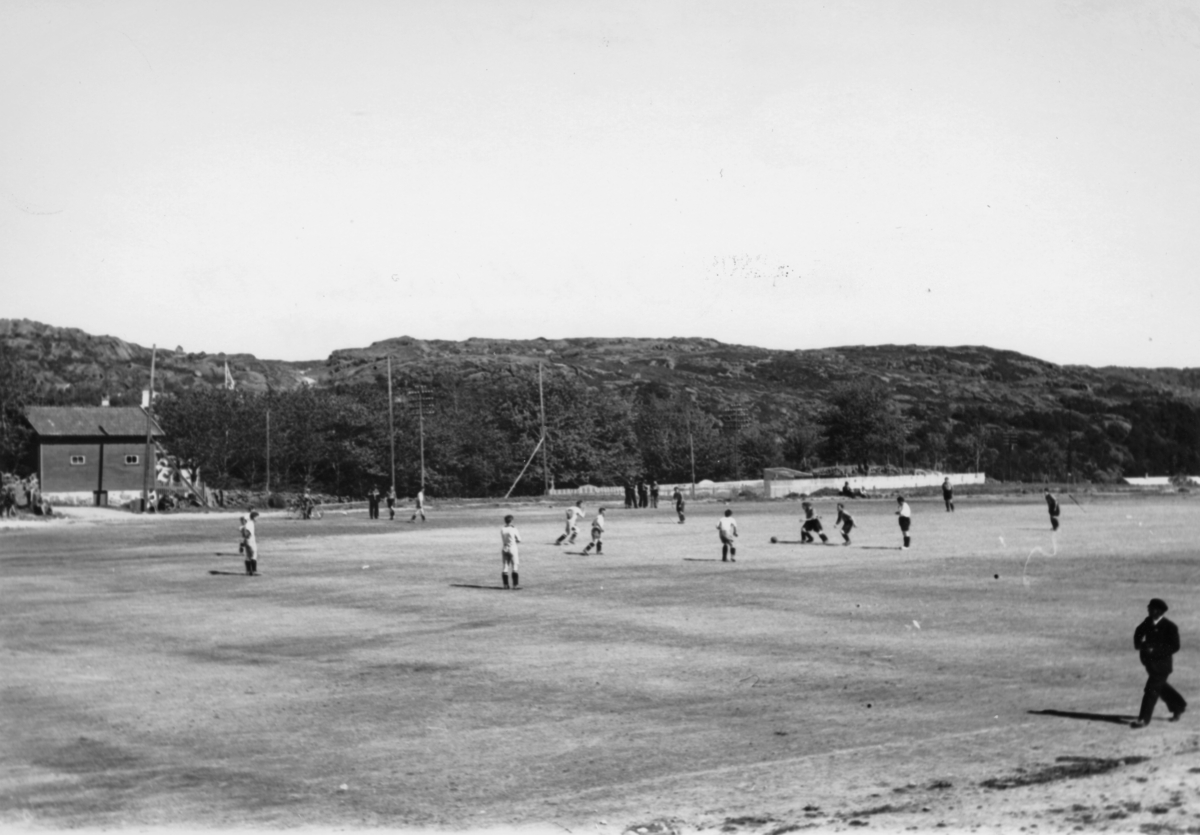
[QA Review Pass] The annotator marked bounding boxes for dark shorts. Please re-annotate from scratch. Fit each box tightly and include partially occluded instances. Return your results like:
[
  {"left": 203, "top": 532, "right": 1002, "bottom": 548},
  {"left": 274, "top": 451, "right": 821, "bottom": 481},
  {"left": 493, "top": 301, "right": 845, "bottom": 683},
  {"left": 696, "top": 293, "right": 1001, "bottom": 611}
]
[
  {"left": 898, "top": 516, "right": 911, "bottom": 532},
  {"left": 802, "top": 519, "right": 823, "bottom": 532}
]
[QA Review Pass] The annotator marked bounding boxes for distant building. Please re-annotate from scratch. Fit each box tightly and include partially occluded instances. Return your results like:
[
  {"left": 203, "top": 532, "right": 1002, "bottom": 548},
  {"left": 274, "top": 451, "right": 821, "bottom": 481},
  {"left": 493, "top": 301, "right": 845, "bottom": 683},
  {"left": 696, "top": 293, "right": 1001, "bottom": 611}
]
[{"left": 24, "top": 406, "right": 164, "bottom": 506}]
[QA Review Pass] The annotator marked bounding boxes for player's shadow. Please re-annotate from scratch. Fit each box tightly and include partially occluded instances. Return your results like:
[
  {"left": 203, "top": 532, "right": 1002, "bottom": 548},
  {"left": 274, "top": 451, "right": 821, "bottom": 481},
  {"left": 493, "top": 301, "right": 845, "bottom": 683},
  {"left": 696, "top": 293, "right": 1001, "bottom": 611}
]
[
  {"left": 450, "top": 583, "right": 514, "bottom": 591},
  {"left": 682, "top": 558, "right": 722, "bottom": 562},
  {"left": 209, "top": 570, "right": 252, "bottom": 576},
  {"left": 860, "top": 546, "right": 901, "bottom": 550},
  {"left": 1027, "top": 709, "right": 1136, "bottom": 725}
]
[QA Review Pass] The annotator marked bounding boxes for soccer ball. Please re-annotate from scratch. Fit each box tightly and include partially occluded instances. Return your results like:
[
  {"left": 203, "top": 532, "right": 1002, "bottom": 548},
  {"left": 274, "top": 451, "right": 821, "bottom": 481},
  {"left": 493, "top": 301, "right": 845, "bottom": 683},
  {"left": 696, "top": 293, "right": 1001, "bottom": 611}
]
[{"left": 770, "top": 536, "right": 778, "bottom": 544}]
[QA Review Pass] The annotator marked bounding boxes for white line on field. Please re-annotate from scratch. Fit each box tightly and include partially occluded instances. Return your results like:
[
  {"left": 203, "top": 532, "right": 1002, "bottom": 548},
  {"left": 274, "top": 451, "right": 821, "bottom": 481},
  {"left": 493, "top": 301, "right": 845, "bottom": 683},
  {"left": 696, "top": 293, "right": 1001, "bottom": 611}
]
[{"left": 531, "top": 721, "right": 1039, "bottom": 804}]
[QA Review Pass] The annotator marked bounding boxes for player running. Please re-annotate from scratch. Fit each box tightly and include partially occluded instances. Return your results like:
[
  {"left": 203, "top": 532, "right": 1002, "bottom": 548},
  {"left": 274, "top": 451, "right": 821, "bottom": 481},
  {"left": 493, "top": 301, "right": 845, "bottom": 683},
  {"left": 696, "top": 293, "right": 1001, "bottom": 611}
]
[
  {"left": 717, "top": 508, "right": 739, "bottom": 562},
  {"left": 582, "top": 507, "right": 606, "bottom": 555},
  {"left": 555, "top": 500, "right": 585, "bottom": 546},
  {"left": 500, "top": 515, "right": 521, "bottom": 589},
  {"left": 1044, "top": 488, "right": 1060, "bottom": 531},
  {"left": 800, "top": 501, "right": 830, "bottom": 544},
  {"left": 835, "top": 503, "right": 856, "bottom": 545}
]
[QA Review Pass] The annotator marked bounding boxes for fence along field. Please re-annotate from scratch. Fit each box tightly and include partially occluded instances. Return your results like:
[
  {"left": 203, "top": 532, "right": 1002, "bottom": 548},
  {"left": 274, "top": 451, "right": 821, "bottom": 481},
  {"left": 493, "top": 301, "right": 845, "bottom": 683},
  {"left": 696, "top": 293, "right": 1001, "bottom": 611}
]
[{"left": 1, "top": 492, "right": 1198, "bottom": 832}]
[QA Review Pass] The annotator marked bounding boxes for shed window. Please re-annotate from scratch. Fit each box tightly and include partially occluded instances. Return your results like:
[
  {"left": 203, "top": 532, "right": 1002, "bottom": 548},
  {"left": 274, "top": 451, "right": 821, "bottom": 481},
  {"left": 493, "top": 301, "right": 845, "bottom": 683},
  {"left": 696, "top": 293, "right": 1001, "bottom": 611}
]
[
  {"left": 124, "top": 454, "right": 140, "bottom": 465},
  {"left": 70, "top": 455, "right": 86, "bottom": 465}
]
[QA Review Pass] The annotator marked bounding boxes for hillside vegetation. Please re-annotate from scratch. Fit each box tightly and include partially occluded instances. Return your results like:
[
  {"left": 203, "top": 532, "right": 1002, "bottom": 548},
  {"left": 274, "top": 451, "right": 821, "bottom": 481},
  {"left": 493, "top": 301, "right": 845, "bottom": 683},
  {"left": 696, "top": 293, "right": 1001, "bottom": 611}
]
[{"left": 2, "top": 319, "right": 1197, "bottom": 496}]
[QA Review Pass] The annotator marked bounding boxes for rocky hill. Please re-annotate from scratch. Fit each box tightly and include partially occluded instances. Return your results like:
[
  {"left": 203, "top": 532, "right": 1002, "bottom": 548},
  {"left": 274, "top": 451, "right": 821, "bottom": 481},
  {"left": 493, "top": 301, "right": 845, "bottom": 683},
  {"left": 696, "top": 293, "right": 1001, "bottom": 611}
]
[{"left": 4, "top": 319, "right": 1199, "bottom": 423}]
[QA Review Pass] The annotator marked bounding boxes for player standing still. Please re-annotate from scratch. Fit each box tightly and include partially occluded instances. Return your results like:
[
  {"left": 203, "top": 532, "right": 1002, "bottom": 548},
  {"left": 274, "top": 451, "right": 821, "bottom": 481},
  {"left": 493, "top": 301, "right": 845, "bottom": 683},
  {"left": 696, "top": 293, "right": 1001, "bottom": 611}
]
[
  {"left": 1043, "top": 488, "right": 1060, "bottom": 531},
  {"left": 555, "top": 501, "right": 585, "bottom": 546},
  {"left": 717, "top": 508, "right": 738, "bottom": 562},
  {"left": 386, "top": 487, "right": 396, "bottom": 521},
  {"left": 942, "top": 478, "right": 954, "bottom": 512},
  {"left": 241, "top": 511, "right": 260, "bottom": 575},
  {"left": 500, "top": 515, "right": 521, "bottom": 589},
  {"left": 674, "top": 487, "right": 686, "bottom": 524},
  {"left": 582, "top": 508, "right": 606, "bottom": 554},
  {"left": 895, "top": 496, "right": 912, "bottom": 550},
  {"left": 835, "top": 503, "right": 856, "bottom": 545}
]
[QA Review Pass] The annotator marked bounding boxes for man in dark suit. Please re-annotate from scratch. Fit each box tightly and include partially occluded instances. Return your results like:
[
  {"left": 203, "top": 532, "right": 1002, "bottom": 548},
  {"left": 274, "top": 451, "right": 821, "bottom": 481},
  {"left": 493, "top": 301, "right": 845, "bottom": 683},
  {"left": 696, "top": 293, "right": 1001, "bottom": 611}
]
[{"left": 1131, "top": 598, "right": 1186, "bottom": 729}]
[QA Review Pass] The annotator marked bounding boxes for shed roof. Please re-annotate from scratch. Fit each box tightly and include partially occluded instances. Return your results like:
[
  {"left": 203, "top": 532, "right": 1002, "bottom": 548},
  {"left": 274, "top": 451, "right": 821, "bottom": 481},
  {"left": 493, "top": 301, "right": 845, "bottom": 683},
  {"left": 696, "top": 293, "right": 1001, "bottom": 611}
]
[{"left": 25, "top": 406, "right": 164, "bottom": 437}]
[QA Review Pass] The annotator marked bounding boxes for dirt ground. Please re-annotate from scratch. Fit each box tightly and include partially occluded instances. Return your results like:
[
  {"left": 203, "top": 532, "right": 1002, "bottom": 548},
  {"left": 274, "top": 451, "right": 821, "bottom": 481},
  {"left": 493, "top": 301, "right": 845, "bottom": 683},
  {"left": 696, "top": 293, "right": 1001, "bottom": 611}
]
[{"left": 2, "top": 492, "right": 1198, "bottom": 834}]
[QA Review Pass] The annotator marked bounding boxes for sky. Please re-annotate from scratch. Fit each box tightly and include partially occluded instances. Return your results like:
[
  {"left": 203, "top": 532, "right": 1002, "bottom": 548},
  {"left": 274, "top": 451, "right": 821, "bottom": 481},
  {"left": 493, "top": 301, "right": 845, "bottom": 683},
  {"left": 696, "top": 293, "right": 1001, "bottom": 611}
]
[{"left": 2, "top": 0, "right": 1199, "bottom": 368}]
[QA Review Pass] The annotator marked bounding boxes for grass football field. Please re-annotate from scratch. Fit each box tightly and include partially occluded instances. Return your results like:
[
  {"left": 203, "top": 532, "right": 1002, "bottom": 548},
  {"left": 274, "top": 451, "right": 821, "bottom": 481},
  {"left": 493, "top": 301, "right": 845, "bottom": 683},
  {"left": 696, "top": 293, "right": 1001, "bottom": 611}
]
[{"left": 2, "top": 493, "right": 1198, "bottom": 833}]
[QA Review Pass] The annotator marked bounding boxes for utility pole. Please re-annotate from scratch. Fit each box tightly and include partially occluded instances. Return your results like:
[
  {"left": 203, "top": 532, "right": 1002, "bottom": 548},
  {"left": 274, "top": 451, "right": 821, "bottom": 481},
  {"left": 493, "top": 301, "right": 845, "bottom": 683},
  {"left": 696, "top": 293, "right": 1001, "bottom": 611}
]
[
  {"left": 684, "top": 407, "right": 697, "bottom": 500},
  {"left": 387, "top": 357, "right": 396, "bottom": 492},
  {"left": 405, "top": 386, "right": 434, "bottom": 490},
  {"left": 722, "top": 403, "right": 750, "bottom": 480},
  {"left": 539, "top": 364, "right": 549, "bottom": 495},
  {"left": 141, "top": 345, "right": 157, "bottom": 512}
]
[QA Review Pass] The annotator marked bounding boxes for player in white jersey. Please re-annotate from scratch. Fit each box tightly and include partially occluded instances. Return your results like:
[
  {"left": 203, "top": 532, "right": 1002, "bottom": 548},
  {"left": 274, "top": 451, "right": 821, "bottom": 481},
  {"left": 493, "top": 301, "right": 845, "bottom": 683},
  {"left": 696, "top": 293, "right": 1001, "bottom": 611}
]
[
  {"left": 500, "top": 515, "right": 521, "bottom": 589},
  {"left": 800, "top": 501, "right": 830, "bottom": 544},
  {"left": 582, "top": 508, "right": 606, "bottom": 554},
  {"left": 717, "top": 508, "right": 739, "bottom": 562},
  {"left": 240, "top": 511, "right": 260, "bottom": 575},
  {"left": 895, "top": 496, "right": 912, "bottom": 549},
  {"left": 555, "top": 501, "right": 585, "bottom": 546},
  {"left": 409, "top": 488, "right": 426, "bottom": 522}
]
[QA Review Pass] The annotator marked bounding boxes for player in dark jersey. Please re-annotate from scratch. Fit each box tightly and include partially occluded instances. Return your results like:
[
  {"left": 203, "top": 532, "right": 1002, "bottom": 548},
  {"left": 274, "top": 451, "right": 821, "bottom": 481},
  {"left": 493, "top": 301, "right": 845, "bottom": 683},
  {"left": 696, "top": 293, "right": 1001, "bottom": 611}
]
[
  {"left": 835, "top": 503, "right": 856, "bottom": 545},
  {"left": 1044, "top": 488, "right": 1060, "bottom": 531}
]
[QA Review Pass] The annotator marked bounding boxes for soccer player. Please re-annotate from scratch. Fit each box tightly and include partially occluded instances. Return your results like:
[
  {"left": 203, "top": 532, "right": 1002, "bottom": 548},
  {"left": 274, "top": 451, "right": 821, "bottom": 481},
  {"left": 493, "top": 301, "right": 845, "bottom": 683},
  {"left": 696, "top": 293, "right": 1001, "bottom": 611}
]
[
  {"left": 367, "top": 487, "right": 381, "bottom": 520},
  {"left": 500, "top": 515, "right": 521, "bottom": 590},
  {"left": 582, "top": 507, "right": 606, "bottom": 554},
  {"left": 386, "top": 486, "right": 396, "bottom": 521},
  {"left": 800, "top": 501, "right": 829, "bottom": 544},
  {"left": 717, "top": 508, "right": 738, "bottom": 562},
  {"left": 410, "top": 488, "right": 427, "bottom": 522},
  {"left": 673, "top": 486, "right": 686, "bottom": 524},
  {"left": 241, "top": 511, "right": 260, "bottom": 575},
  {"left": 1044, "top": 488, "right": 1060, "bottom": 531},
  {"left": 895, "top": 496, "right": 912, "bottom": 550},
  {"left": 835, "top": 503, "right": 856, "bottom": 545},
  {"left": 942, "top": 478, "right": 955, "bottom": 512},
  {"left": 555, "top": 500, "right": 585, "bottom": 546},
  {"left": 1130, "top": 598, "right": 1186, "bottom": 728}
]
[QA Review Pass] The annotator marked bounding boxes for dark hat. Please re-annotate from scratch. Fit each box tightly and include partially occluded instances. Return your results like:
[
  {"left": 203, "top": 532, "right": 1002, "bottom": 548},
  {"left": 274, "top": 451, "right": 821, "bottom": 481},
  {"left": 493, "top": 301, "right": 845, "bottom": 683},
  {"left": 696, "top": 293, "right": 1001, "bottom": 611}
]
[{"left": 1148, "top": 598, "right": 1168, "bottom": 612}]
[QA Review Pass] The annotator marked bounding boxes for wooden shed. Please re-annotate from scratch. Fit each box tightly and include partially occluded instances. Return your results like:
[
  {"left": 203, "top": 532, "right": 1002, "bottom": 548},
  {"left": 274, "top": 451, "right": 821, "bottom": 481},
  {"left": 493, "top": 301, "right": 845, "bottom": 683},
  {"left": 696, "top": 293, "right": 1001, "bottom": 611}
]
[{"left": 24, "top": 406, "right": 164, "bottom": 506}]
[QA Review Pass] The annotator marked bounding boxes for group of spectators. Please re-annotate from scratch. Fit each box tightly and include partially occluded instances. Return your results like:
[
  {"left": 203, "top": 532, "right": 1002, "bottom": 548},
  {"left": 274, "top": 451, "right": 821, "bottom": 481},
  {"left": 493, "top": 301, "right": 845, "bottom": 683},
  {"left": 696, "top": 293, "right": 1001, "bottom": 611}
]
[
  {"left": 623, "top": 479, "right": 659, "bottom": 509},
  {"left": 0, "top": 474, "right": 50, "bottom": 517}
]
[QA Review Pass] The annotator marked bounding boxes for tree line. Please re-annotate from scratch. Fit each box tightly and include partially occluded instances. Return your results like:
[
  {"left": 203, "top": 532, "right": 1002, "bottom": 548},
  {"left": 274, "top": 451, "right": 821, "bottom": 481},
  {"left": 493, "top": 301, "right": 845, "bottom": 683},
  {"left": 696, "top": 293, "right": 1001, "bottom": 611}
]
[{"left": 2, "top": 342, "right": 1197, "bottom": 496}]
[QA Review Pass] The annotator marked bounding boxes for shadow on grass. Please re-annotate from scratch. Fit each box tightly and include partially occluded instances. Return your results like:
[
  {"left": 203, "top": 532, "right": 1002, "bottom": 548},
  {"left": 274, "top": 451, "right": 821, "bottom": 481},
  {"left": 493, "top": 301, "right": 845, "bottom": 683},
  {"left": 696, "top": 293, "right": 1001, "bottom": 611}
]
[
  {"left": 450, "top": 583, "right": 514, "bottom": 591},
  {"left": 860, "top": 546, "right": 902, "bottom": 550},
  {"left": 208, "top": 570, "right": 253, "bottom": 576},
  {"left": 1028, "top": 709, "right": 1136, "bottom": 725},
  {"left": 682, "top": 558, "right": 722, "bottom": 562}
]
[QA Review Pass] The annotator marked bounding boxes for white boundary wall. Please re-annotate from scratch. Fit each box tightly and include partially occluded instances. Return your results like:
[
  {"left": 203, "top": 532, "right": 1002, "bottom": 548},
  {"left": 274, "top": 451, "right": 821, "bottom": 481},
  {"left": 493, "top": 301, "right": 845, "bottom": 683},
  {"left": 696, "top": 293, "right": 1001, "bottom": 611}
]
[
  {"left": 763, "top": 471, "right": 985, "bottom": 499},
  {"left": 1123, "top": 476, "right": 1200, "bottom": 486},
  {"left": 549, "top": 473, "right": 985, "bottom": 500}
]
